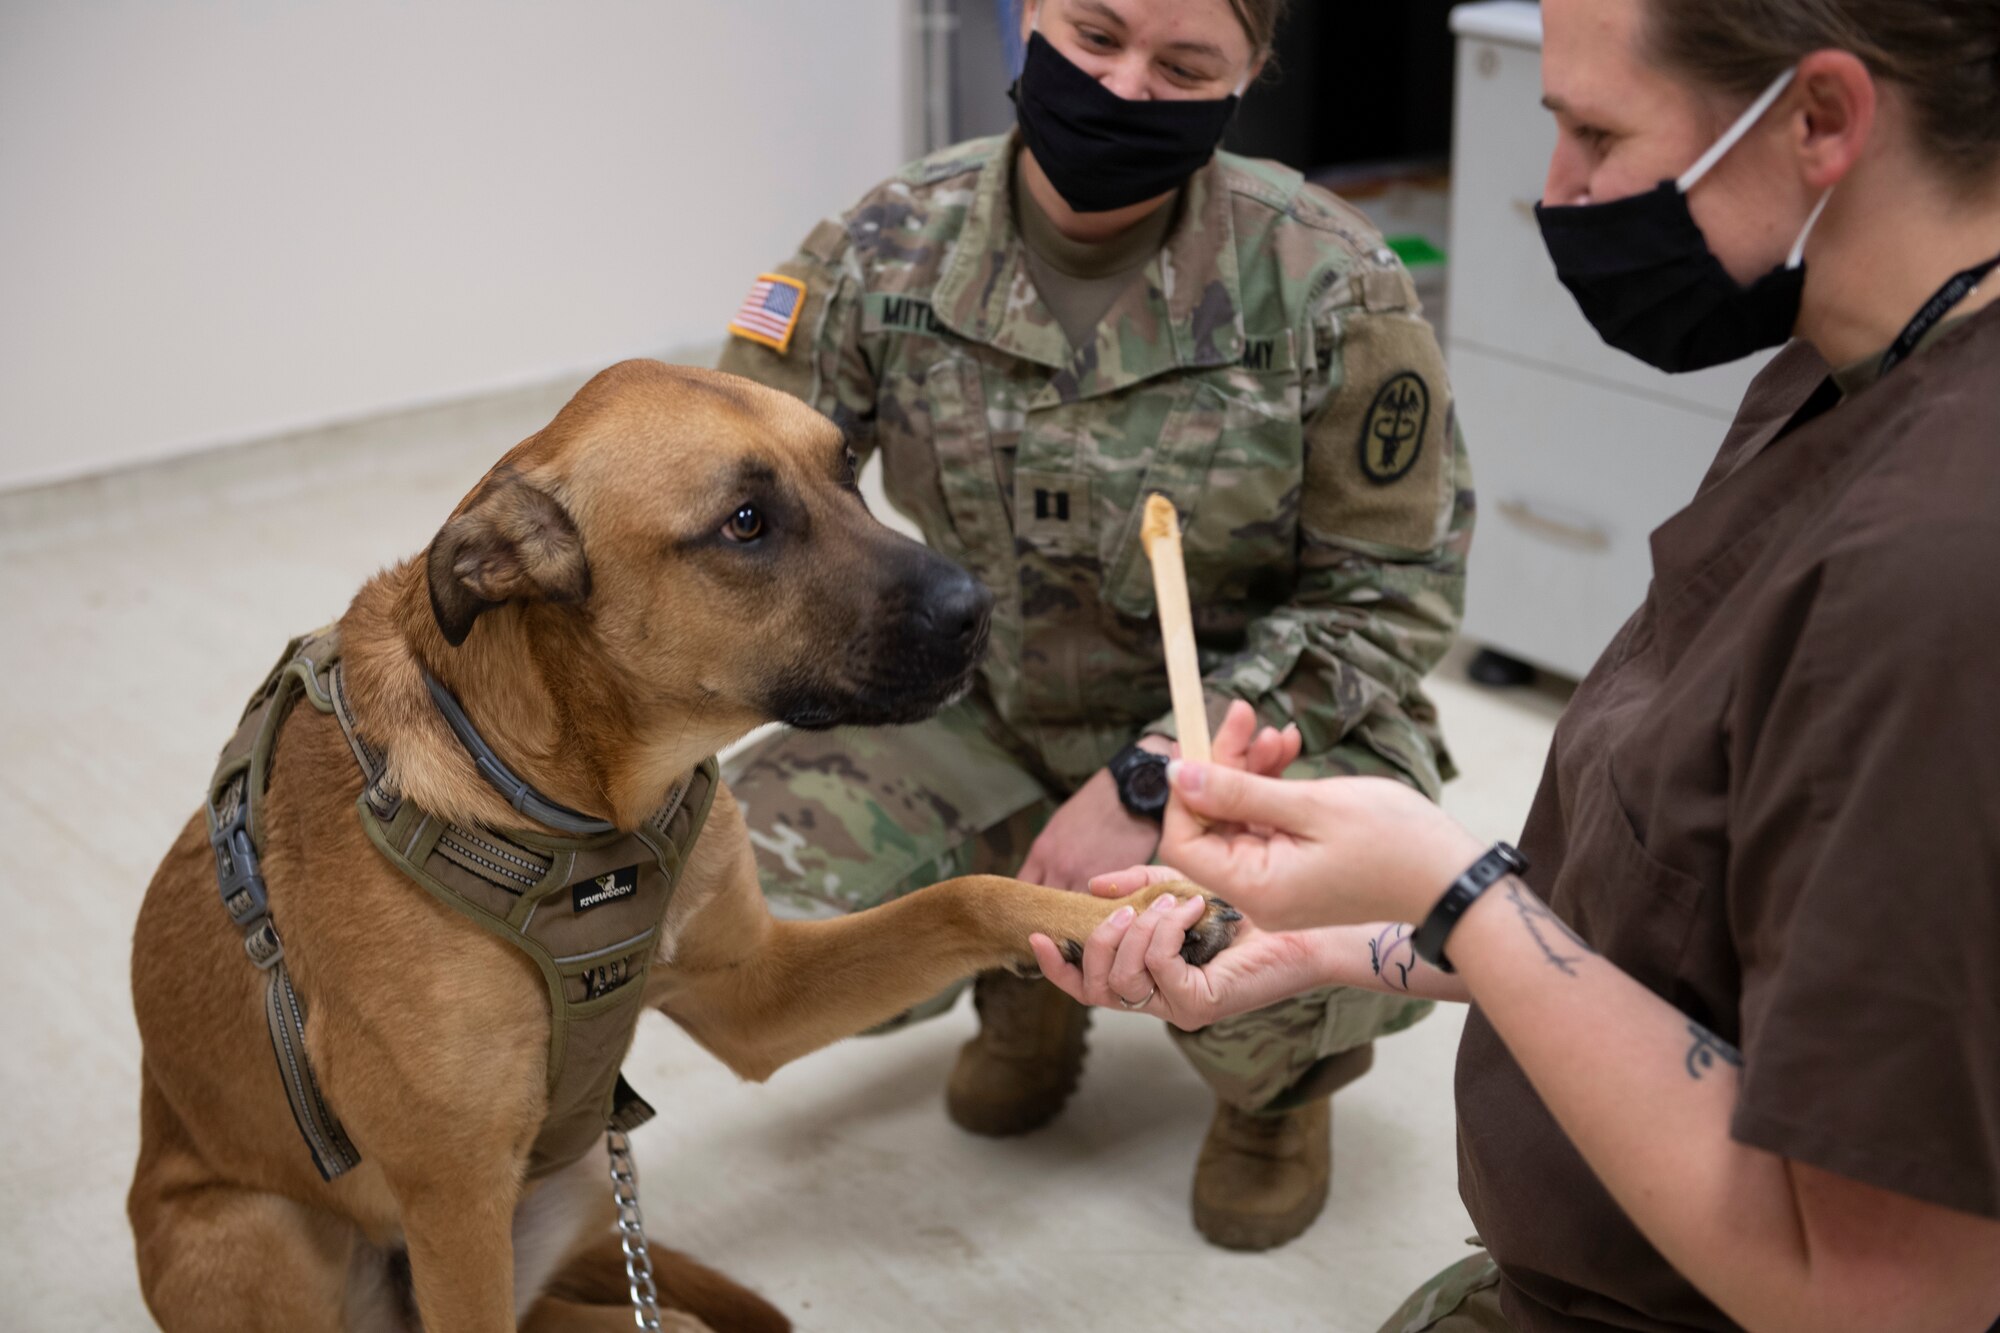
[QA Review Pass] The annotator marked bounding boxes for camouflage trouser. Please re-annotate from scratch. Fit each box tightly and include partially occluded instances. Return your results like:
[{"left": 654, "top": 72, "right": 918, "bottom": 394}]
[
  {"left": 722, "top": 691, "right": 1433, "bottom": 1113},
  {"left": 1376, "top": 1251, "right": 1509, "bottom": 1333}
]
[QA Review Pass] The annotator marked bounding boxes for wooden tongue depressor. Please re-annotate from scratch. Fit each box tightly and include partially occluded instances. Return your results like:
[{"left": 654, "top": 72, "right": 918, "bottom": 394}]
[{"left": 1140, "top": 493, "right": 1211, "bottom": 765}]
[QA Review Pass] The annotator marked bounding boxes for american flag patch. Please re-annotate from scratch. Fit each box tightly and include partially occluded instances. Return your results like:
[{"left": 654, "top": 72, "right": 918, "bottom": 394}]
[{"left": 728, "top": 274, "right": 807, "bottom": 353}]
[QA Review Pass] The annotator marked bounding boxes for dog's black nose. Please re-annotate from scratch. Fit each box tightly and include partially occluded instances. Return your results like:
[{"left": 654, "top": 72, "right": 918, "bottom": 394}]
[{"left": 922, "top": 566, "right": 995, "bottom": 647}]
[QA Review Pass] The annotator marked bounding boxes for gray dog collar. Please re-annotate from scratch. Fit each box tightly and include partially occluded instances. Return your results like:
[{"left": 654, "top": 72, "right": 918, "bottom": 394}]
[{"left": 423, "top": 673, "right": 616, "bottom": 836}]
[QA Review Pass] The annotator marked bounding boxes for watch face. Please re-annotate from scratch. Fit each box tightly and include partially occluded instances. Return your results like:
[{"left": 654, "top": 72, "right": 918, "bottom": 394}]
[{"left": 1124, "top": 758, "right": 1169, "bottom": 809}]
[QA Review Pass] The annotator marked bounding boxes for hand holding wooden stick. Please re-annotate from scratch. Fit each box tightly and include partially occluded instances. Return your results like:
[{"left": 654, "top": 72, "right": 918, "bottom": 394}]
[{"left": 1140, "top": 494, "right": 1211, "bottom": 764}]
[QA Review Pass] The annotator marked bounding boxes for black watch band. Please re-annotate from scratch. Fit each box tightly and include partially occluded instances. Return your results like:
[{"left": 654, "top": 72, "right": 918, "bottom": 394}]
[
  {"left": 1108, "top": 742, "right": 1171, "bottom": 823},
  {"left": 1411, "top": 842, "right": 1529, "bottom": 975}
]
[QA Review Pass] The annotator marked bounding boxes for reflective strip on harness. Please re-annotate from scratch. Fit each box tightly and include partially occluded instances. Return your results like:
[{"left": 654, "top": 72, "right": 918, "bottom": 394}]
[{"left": 266, "top": 959, "right": 362, "bottom": 1180}]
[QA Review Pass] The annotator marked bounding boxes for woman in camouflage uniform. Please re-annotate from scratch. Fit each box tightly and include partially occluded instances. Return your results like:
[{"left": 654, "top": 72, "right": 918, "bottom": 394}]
[{"left": 717, "top": 0, "right": 1472, "bottom": 1252}]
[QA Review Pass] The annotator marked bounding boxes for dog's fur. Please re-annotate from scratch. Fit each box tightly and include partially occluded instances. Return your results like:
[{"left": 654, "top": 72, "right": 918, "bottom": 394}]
[{"left": 128, "top": 361, "right": 1235, "bottom": 1332}]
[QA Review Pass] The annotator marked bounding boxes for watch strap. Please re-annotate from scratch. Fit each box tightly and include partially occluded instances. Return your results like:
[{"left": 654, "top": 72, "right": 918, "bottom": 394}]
[{"left": 1411, "top": 842, "right": 1528, "bottom": 974}]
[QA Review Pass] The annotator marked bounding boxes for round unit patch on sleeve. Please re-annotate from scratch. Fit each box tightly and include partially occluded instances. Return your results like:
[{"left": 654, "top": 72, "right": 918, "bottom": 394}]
[
  {"left": 1301, "top": 309, "right": 1455, "bottom": 553},
  {"left": 1358, "top": 371, "right": 1431, "bottom": 486}
]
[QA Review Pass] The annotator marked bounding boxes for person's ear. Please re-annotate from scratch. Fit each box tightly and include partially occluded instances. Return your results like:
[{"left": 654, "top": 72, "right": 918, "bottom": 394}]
[
  {"left": 425, "top": 471, "right": 590, "bottom": 647},
  {"left": 1792, "top": 49, "right": 1877, "bottom": 192}
]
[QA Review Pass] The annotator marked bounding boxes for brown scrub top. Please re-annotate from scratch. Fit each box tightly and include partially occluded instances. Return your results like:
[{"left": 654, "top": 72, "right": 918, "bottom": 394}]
[{"left": 1456, "top": 303, "right": 2000, "bottom": 1333}]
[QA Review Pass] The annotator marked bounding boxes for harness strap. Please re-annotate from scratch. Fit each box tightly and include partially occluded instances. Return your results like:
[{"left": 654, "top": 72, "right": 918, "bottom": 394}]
[
  {"left": 204, "top": 629, "right": 362, "bottom": 1180},
  {"left": 266, "top": 953, "right": 362, "bottom": 1177},
  {"left": 330, "top": 659, "right": 387, "bottom": 791},
  {"left": 608, "top": 1073, "right": 656, "bottom": 1134}
]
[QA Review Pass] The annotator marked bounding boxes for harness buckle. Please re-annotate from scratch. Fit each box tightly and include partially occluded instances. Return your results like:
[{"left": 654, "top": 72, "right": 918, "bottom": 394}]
[
  {"left": 211, "top": 809, "right": 271, "bottom": 928},
  {"left": 244, "top": 917, "right": 285, "bottom": 969}
]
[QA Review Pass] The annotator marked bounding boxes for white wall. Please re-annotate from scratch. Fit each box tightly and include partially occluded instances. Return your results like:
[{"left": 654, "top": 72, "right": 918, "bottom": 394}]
[{"left": 0, "top": 1, "right": 911, "bottom": 492}]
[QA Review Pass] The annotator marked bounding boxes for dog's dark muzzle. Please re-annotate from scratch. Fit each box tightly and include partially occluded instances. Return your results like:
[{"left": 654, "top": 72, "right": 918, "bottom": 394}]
[{"left": 770, "top": 551, "right": 995, "bottom": 730}]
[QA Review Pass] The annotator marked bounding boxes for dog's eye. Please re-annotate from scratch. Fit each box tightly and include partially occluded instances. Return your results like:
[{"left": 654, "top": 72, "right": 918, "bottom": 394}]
[
  {"left": 725, "top": 504, "right": 764, "bottom": 542},
  {"left": 839, "top": 448, "right": 859, "bottom": 491}
]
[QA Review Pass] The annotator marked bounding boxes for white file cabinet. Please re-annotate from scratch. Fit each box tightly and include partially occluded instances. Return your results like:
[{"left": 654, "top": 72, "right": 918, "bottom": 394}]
[{"left": 1446, "top": 2, "right": 1770, "bottom": 679}]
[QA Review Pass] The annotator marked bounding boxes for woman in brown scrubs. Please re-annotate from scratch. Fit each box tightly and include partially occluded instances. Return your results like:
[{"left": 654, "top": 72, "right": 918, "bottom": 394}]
[{"left": 1029, "top": 0, "right": 2000, "bottom": 1329}]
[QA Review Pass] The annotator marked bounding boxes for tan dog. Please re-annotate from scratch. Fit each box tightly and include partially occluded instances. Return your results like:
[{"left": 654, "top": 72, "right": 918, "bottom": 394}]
[{"left": 128, "top": 361, "right": 1235, "bottom": 1332}]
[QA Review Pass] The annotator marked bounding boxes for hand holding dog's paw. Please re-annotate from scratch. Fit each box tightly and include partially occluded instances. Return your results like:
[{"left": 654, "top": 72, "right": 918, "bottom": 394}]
[
  {"left": 1039, "top": 883, "right": 1240, "bottom": 972},
  {"left": 1117, "top": 880, "right": 1243, "bottom": 966},
  {"left": 1027, "top": 881, "right": 1251, "bottom": 1031},
  {"left": 1177, "top": 894, "right": 1243, "bottom": 967}
]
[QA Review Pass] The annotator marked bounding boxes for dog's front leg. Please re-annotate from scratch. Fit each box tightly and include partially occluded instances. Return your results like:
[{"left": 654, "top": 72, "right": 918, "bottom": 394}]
[
  {"left": 397, "top": 1168, "right": 524, "bottom": 1333},
  {"left": 658, "top": 871, "right": 1236, "bottom": 1082}
]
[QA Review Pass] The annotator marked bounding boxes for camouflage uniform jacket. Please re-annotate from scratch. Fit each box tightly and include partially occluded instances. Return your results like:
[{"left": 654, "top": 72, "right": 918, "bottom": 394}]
[{"left": 720, "top": 133, "right": 1473, "bottom": 796}]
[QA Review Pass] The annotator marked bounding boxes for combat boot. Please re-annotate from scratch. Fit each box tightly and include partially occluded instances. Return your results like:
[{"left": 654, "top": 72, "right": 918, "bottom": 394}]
[
  {"left": 946, "top": 971, "right": 1090, "bottom": 1137},
  {"left": 1191, "top": 1042, "right": 1373, "bottom": 1251}
]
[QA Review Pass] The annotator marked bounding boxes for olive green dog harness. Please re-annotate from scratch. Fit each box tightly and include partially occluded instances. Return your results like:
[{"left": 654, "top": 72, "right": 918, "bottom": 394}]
[{"left": 206, "top": 629, "right": 716, "bottom": 1181}]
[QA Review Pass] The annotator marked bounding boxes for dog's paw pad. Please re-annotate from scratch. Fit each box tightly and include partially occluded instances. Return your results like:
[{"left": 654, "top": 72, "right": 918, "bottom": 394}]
[{"left": 1179, "top": 897, "right": 1241, "bottom": 968}]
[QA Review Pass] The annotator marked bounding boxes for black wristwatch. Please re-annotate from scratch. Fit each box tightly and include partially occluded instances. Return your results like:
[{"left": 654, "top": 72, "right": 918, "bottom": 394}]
[
  {"left": 1412, "top": 842, "right": 1529, "bottom": 974},
  {"left": 1108, "top": 742, "right": 1171, "bottom": 823}
]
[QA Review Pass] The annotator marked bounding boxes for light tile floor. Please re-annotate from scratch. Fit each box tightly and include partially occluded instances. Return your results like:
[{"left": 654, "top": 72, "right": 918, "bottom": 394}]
[{"left": 0, "top": 373, "right": 1571, "bottom": 1331}]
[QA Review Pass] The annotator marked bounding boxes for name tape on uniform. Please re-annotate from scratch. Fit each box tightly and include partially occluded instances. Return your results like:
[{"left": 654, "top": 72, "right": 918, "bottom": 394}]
[
  {"left": 1240, "top": 332, "right": 1296, "bottom": 374},
  {"left": 863, "top": 294, "right": 948, "bottom": 337}
]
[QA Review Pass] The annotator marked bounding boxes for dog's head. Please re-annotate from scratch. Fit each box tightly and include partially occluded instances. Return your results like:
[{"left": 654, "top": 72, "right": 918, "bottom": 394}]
[{"left": 423, "top": 360, "right": 992, "bottom": 742}]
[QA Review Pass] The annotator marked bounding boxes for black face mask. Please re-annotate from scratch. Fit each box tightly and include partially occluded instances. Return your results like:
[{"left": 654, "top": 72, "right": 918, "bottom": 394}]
[
  {"left": 1536, "top": 68, "right": 1830, "bottom": 374},
  {"left": 1009, "top": 31, "right": 1241, "bottom": 215}
]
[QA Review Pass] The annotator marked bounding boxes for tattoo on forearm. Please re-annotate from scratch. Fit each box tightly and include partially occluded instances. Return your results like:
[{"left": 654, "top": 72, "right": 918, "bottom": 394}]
[
  {"left": 1684, "top": 1022, "right": 1743, "bottom": 1080},
  {"left": 1369, "top": 924, "right": 1418, "bottom": 991},
  {"left": 1503, "top": 882, "right": 1592, "bottom": 977}
]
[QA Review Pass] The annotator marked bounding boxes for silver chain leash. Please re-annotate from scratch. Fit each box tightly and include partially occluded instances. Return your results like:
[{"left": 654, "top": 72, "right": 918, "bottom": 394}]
[{"left": 607, "top": 1129, "right": 662, "bottom": 1331}]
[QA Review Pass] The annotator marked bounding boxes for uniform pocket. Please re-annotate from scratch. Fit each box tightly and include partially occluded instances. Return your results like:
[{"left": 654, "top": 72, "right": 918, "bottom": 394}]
[
  {"left": 890, "top": 352, "right": 1013, "bottom": 587},
  {"left": 873, "top": 355, "right": 953, "bottom": 542},
  {"left": 1099, "top": 380, "right": 1301, "bottom": 618},
  {"left": 1581, "top": 758, "right": 1706, "bottom": 996}
]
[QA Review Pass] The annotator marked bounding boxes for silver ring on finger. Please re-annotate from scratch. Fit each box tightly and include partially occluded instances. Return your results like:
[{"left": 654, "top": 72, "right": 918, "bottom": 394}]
[{"left": 1117, "top": 985, "right": 1157, "bottom": 1010}]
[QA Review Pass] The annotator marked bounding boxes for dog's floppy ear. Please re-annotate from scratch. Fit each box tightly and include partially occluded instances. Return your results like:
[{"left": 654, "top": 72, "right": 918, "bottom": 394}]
[{"left": 426, "top": 473, "right": 591, "bottom": 647}]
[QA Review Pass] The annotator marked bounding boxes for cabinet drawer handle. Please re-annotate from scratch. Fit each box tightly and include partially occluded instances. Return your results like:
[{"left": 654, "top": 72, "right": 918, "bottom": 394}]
[{"left": 1498, "top": 499, "right": 1612, "bottom": 551}]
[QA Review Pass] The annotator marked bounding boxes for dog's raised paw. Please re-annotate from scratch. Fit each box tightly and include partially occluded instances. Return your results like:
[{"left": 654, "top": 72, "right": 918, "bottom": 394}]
[
  {"left": 1042, "top": 891, "right": 1237, "bottom": 976},
  {"left": 1179, "top": 897, "right": 1241, "bottom": 967}
]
